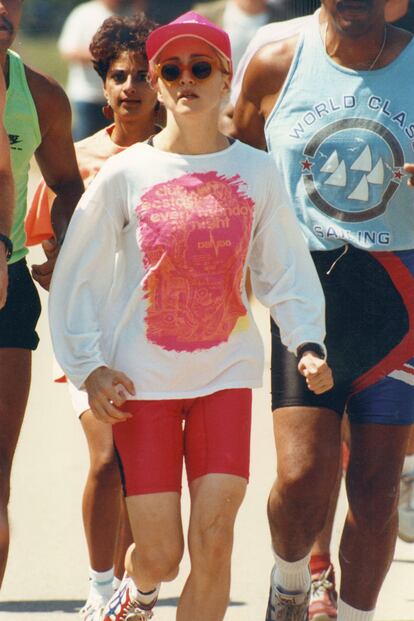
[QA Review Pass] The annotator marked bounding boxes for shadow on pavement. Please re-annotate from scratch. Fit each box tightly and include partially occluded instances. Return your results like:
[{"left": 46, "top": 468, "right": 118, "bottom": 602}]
[
  {"left": 0, "top": 598, "right": 246, "bottom": 612},
  {"left": 0, "top": 600, "right": 84, "bottom": 613}
]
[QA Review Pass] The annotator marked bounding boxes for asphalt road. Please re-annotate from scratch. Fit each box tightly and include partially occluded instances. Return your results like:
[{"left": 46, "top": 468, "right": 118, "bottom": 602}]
[{"left": 0, "top": 247, "right": 413, "bottom": 621}]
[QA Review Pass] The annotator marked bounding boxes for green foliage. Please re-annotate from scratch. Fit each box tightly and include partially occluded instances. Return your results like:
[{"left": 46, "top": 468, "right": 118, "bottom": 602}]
[
  {"left": 20, "top": 0, "right": 217, "bottom": 36},
  {"left": 13, "top": 35, "right": 67, "bottom": 84},
  {"left": 21, "top": 0, "right": 80, "bottom": 35}
]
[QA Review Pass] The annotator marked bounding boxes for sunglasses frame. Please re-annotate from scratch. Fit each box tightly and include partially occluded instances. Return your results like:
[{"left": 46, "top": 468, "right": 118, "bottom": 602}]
[{"left": 154, "top": 57, "right": 227, "bottom": 85}]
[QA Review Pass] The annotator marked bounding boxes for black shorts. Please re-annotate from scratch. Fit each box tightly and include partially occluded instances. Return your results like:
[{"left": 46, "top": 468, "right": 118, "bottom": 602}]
[
  {"left": 0, "top": 258, "right": 41, "bottom": 350},
  {"left": 271, "top": 245, "right": 414, "bottom": 424}
]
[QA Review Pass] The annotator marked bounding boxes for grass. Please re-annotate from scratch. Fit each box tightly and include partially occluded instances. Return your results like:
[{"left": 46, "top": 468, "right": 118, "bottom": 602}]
[{"left": 11, "top": 34, "right": 68, "bottom": 86}]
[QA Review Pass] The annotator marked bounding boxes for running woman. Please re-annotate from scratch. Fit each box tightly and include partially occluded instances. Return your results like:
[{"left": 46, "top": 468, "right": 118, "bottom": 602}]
[
  {"left": 0, "top": 0, "right": 83, "bottom": 587},
  {"left": 0, "top": 65, "right": 13, "bottom": 310},
  {"left": 234, "top": 1, "right": 414, "bottom": 620},
  {"left": 27, "top": 14, "right": 161, "bottom": 620},
  {"left": 49, "top": 11, "right": 333, "bottom": 621}
]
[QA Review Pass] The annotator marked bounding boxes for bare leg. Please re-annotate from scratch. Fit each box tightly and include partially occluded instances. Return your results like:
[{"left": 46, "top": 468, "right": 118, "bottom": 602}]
[
  {"left": 310, "top": 415, "right": 348, "bottom": 557},
  {"left": 81, "top": 410, "right": 132, "bottom": 573},
  {"left": 311, "top": 454, "right": 343, "bottom": 557},
  {"left": 177, "top": 473, "right": 247, "bottom": 621},
  {"left": 114, "top": 498, "right": 133, "bottom": 580},
  {"left": 405, "top": 425, "right": 414, "bottom": 455},
  {"left": 0, "top": 349, "right": 31, "bottom": 587},
  {"left": 125, "top": 492, "right": 184, "bottom": 591},
  {"left": 268, "top": 407, "right": 341, "bottom": 561},
  {"left": 339, "top": 422, "right": 410, "bottom": 609}
]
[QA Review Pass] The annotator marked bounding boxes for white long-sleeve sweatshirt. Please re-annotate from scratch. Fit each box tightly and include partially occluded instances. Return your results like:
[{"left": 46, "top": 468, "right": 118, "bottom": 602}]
[{"left": 49, "top": 140, "right": 326, "bottom": 398}]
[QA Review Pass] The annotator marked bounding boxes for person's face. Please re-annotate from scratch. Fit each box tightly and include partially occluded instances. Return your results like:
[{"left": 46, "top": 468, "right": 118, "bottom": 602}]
[
  {"left": 322, "top": 0, "right": 386, "bottom": 35},
  {"left": 104, "top": 50, "right": 157, "bottom": 122},
  {"left": 0, "top": 0, "right": 23, "bottom": 50},
  {"left": 154, "top": 37, "right": 231, "bottom": 119}
]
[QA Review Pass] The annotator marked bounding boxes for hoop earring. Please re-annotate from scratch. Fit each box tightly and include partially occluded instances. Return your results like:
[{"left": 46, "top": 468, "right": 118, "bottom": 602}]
[{"left": 102, "top": 104, "right": 114, "bottom": 121}]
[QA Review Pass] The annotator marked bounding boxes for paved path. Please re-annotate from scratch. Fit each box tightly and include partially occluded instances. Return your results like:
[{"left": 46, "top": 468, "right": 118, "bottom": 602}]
[{"left": 0, "top": 245, "right": 413, "bottom": 621}]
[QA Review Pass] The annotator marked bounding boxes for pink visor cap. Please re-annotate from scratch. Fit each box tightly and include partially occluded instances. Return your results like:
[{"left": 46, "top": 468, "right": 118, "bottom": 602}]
[{"left": 146, "top": 11, "right": 233, "bottom": 73}]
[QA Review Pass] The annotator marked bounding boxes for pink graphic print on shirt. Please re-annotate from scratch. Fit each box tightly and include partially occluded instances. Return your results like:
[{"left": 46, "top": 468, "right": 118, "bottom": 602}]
[{"left": 136, "top": 171, "right": 254, "bottom": 352}]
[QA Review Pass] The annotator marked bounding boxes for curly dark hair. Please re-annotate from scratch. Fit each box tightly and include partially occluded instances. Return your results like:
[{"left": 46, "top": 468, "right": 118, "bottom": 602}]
[{"left": 90, "top": 13, "right": 157, "bottom": 82}]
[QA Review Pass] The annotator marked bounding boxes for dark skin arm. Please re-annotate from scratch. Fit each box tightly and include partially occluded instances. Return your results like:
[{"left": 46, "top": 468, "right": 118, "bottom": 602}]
[
  {"left": 232, "top": 36, "right": 298, "bottom": 148},
  {"left": 25, "top": 66, "right": 84, "bottom": 289},
  {"left": 0, "top": 69, "right": 13, "bottom": 309},
  {"left": 233, "top": 36, "right": 334, "bottom": 394}
]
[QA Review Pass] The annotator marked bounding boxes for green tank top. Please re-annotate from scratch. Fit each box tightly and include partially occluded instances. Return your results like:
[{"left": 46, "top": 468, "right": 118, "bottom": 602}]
[{"left": 4, "top": 50, "right": 41, "bottom": 264}]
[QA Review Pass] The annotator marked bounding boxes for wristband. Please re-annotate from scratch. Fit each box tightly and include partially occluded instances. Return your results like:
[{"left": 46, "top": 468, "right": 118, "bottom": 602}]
[
  {"left": 0, "top": 234, "right": 13, "bottom": 261},
  {"left": 296, "top": 342, "right": 326, "bottom": 360}
]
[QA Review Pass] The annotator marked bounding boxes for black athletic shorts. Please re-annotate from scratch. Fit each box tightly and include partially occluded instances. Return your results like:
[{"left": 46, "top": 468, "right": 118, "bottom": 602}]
[
  {"left": 271, "top": 245, "right": 414, "bottom": 424},
  {"left": 0, "top": 258, "right": 41, "bottom": 350}
]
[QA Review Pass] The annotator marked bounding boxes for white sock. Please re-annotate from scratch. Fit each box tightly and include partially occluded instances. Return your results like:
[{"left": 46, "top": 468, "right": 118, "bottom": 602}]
[
  {"left": 402, "top": 454, "right": 414, "bottom": 476},
  {"left": 272, "top": 551, "right": 311, "bottom": 594},
  {"left": 89, "top": 567, "right": 115, "bottom": 601},
  {"left": 113, "top": 576, "right": 122, "bottom": 591},
  {"left": 130, "top": 582, "right": 160, "bottom": 606},
  {"left": 337, "top": 598, "right": 375, "bottom": 621}
]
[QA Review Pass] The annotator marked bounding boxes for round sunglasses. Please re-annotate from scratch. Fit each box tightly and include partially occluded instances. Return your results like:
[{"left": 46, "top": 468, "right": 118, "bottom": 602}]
[{"left": 154, "top": 58, "right": 226, "bottom": 84}]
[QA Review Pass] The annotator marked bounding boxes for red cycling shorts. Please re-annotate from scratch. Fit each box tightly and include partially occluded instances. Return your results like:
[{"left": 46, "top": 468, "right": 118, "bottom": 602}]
[{"left": 113, "top": 388, "right": 252, "bottom": 497}]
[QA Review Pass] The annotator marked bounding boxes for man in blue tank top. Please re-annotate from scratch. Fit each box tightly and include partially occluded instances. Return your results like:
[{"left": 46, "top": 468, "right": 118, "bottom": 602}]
[
  {"left": 234, "top": 2, "right": 414, "bottom": 620},
  {"left": 0, "top": 0, "right": 84, "bottom": 588}
]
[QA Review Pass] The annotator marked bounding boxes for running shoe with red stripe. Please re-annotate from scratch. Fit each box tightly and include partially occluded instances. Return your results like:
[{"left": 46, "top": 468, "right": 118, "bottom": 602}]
[
  {"left": 308, "top": 565, "right": 337, "bottom": 621},
  {"left": 101, "top": 574, "right": 156, "bottom": 621}
]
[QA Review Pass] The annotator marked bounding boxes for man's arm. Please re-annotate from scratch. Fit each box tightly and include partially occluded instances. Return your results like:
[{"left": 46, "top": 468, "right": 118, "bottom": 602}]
[
  {"left": 0, "top": 69, "right": 14, "bottom": 309},
  {"left": 232, "top": 37, "right": 297, "bottom": 148},
  {"left": 404, "top": 163, "right": 414, "bottom": 187},
  {"left": 26, "top": 68, "right": 84, "bottom": 289}
]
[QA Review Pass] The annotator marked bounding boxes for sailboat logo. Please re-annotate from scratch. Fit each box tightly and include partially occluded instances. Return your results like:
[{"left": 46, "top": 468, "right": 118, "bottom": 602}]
[
  {"left": 322, "top": 145, "right": 385, "bottom": 202},
  {"left": 301, "top": 118, "right": 405, "bottom": 223}
]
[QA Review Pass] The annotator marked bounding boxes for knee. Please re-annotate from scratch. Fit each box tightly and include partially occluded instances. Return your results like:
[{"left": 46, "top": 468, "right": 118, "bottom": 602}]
[
  {"left": 269, "top": 460, "right": 335, "bottom": 533},
  {"left": 132, "top": 541, "right": 183, "bottom": 583},
  {"left": 191, "top": 513, "right": 235, "bottom": 571},
  {"left": 88, "top": 450, "right": 120, "bottom": 487}
]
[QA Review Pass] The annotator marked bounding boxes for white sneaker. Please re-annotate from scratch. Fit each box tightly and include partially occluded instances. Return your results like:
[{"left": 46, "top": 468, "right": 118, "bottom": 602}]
[
  {"left": 398, "top": 472, "right": 414, "bottom": 543},
  {"left": 102, "top": 574, "right": 156, "bottom": 621},
  {"left": 266, "top": 581, "right": 309, "bottom": 620},
  {"left": 79, "top": 596, "right": 108, "bottom": 621}
]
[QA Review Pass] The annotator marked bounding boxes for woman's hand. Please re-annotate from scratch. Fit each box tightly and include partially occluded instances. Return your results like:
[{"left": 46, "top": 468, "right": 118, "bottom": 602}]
[
  {"left": 404, "top": 163, "right": 414, "bottom": 187},
  {"left": 298, "top": 352, "right": 334, "bottom": 395},
  {"left": 31, "top": 237, "right": 60, "bottom": 291},
  {"left": 84, "top": 366, "right": 136, "bottom": 424}
]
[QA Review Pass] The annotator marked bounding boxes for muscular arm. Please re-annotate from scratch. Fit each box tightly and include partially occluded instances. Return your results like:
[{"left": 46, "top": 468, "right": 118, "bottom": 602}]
[
  {"left": 0, "top": 69, "right": 13, "bottom": 238},
  {"left": 27, "top": 68, "right": 84, "bottom": 288},
  {"left": 232, "top": 37, "right": 298, "bottom": 149},
  {"left": 0, "top": 69, "right": 14, "bottom": 308}
]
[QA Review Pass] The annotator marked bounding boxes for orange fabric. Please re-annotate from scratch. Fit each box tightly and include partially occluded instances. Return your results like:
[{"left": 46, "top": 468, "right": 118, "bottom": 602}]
[
  {"left": 26, "top": 124, "right": 125, "bottom": 383},
  {"left": 25, "top": 124, "right": 124, "bottom": 246}
]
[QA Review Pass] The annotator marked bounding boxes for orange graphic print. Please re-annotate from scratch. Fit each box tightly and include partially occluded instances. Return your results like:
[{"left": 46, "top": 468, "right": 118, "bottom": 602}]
[{"left": 136, "top": 171, "right": 254, "bottom": 352}]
